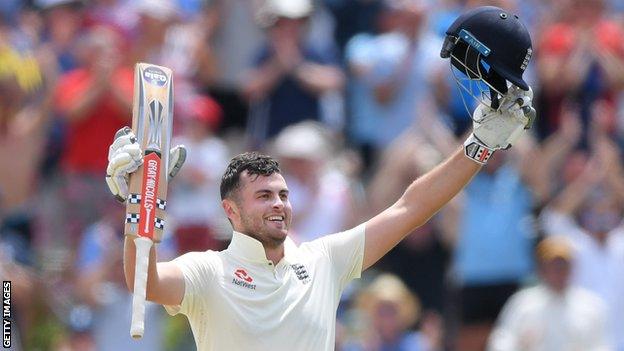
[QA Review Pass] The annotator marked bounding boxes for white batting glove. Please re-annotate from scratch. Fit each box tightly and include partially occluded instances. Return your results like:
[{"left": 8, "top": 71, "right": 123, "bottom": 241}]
[
  {"left": 464, "top": 86, "right": 535, "bottom": 164},
  {"left": 105, "top": 127, "right": 187, "bottom": 203}
]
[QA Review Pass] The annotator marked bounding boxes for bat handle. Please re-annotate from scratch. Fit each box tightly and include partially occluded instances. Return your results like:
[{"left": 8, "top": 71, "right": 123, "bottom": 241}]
[{"left": 130, "top": 236, "right": 153, "bottom": 339}]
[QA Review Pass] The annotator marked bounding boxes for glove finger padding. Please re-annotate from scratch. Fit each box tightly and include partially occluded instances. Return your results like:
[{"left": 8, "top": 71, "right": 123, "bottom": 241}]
[
  {"left": 105, "top": 127, "right": 187, "bottom": 202},
  {"left": 168, "top": 145, "right": 187, "bottom": 180},
  {"left": 472, "top": 87, "right": 534, "bottom": 150},
  {"left": 465, "top": 85, "right": 536, "bottom": 164},
  {"left": 498, "top": 86, "right": 533, "bottom": 113},
  {"left": 106, "top": 127, "right": 143, "bottom": 202}
]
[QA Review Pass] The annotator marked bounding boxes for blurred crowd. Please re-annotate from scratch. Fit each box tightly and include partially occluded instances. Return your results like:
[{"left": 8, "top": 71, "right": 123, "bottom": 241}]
[{"left": 0, "top": 0, "right": 623, "bottom": 350}]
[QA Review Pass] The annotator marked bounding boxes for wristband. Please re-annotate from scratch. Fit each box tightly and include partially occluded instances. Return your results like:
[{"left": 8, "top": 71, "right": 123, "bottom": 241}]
[{"left": 464, "top": 134, "right": 495, "bottom": 165}]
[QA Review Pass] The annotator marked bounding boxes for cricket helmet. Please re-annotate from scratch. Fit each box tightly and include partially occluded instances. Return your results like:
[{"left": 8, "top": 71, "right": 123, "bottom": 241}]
[{"left": 440, "top": 6, "right": 532, "bottom": 109}]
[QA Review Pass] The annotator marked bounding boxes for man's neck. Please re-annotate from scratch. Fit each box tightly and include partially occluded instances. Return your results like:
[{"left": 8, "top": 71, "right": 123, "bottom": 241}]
[{"left": 264, "top": 244, "right": 285, "bottom": 265}]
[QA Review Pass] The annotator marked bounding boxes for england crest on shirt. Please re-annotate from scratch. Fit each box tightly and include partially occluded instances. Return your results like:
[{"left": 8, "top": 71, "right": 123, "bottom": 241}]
[{"left": 291, "top": 264, "right": 311, "bottom": 284}]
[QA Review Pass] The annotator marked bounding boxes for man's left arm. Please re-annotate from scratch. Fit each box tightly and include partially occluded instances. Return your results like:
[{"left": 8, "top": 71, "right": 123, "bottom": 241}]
[
  {"left": 362, "top": 86, "right": 535, "bottom": 270},
  {"left": 363, "top": 148, "right": 480, "bottom": 270}
]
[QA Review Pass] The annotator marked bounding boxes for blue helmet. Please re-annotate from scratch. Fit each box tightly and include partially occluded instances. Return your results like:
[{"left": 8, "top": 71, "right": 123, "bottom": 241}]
[{"left": 441, "top": 6, "right": 532, "bottom": 108}]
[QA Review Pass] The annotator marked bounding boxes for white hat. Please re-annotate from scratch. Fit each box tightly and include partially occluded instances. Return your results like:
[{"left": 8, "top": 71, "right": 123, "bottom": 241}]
[
  {"left": 267, "top": 0, "right": 312, "bottom": 19},
  {"left": 273, "top": 121, "right": 330, "bottom": 160}
]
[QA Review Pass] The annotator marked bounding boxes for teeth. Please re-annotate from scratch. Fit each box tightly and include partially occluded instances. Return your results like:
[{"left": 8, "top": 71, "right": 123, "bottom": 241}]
[{"left": 267, "top": 216, "right": 283, "bottom": 221}]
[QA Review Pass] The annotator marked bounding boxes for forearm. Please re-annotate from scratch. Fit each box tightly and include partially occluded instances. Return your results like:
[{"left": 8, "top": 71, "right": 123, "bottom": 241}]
[
  {"left": 364, "top": 148, "right": 480, "bottom": 269},
  {"left": 551, "top": 175, "right": 594, "bottom": 214},
  {"left": 401, "top": 148, "right": 481, "bottom": 226},
  {"left": 123, "top": 236, "right": 159, "bottom": 296},
  {"left": 293, "top": 63, "right": 345, "bottom": 95},
  {"left": 543, "top": 129, "right": 578, "bottom": 166}
]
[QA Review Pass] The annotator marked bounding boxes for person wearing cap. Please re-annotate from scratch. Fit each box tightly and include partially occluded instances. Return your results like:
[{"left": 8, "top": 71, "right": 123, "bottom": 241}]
[
  {"left": 540, "top": 137, "right": 624, "bottom": 350},
  {"left": 167, "top": 95, "right": 231, "bottom": 254},
  {"left": 271, "top": 121, "right": 355, "bottom": 243},
  {"left": 343, "top": 273, "right": 442, "bottom": 351},
  {"left": 243, "top": 0, "right": 345, "bottom": 144},
  {"left": 487, "top": 236, "right": 611, "bottom": 351}
]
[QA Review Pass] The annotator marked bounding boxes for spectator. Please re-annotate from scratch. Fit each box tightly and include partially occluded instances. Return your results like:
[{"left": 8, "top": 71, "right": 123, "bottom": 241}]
[
  {"left": 168, "top": 94, "right": 231, "bottom": 254},
  {"left": 271, "top": 121, "right": 355, "bottom": 242},
  {"left": 74, "top": 205, "right": 172, "bottom": 351},
  {"left": 487, "top": 236, "right": 611, "bottom": 351},
  {"left": 447, "top": 139, "right": 543, "bottom": 351},
  {"left": 130, "top": 0, "right": 180, "bottom": 65},
  {"left": 345, "top": 0, "right": 444, "bottom": 167},
  {"left": 37, "top": 0, "right": 85, "bottom": 73},
  {"left": 0, "top": 46, "right": 47, "bottom": 218},
  {"left": 536, "top": 0, "right": 624, "bottom": 142},
  {"left": 199, "top": 0, "right": 265, "bottom": 133},
  {"left": 344, "top": 273, "right": 442, "bottom": 351},
  {"left": 48, "top": 25, "right": 132, "bottom": 246},
  {"left": 323, "top": 0, "right": 385, "bottom": 57},
  {"left": 244, "top": 0, "right": 345, "bottom": 144},
  {"left": 540, "top": 135, "right": 624, "bottom": 350},
  {"left": 84, "top": 0, "right": 139, "bottom": 39},
  {"left": 366, "top": 125, "right": 453, "bottom": 313}
]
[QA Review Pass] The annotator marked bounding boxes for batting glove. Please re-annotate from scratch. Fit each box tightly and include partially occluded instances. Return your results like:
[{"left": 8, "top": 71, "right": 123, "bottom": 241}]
[
  {"left": 464, "top": 86, "right": 535, "bottom": 164},
  {"left": 105, "top": 127, "right": 187, "bottom": 203}
]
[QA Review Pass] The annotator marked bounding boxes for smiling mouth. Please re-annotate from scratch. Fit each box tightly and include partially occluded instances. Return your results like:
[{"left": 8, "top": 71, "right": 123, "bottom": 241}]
[{"left": 266, "top": 215, "right": 285, "bottom": 222}]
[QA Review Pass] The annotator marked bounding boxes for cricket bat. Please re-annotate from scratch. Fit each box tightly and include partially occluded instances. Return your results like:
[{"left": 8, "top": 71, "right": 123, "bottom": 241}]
[{"left": 125, "top": 63, "right": 173, "bottom": 339}]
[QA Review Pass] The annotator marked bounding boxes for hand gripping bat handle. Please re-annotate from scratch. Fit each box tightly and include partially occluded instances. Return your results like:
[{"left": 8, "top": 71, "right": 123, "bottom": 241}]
[{"left": 130, "top": 236, "right": 153, "bottom": 339}]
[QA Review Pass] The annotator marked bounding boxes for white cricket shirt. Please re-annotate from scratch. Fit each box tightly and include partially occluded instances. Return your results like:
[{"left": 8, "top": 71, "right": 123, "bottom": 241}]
[
  {"left": 165, "top": 224, "right": 366, "bottom": 351},
  {"left": 487, "top": 285, "right": 611, "bottom": 351}
]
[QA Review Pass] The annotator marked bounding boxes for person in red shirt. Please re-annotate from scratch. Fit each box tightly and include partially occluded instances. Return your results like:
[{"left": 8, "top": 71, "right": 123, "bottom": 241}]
[
  {"left": 536, "top": 0, "right": 624, "bottom": 143},
  {"left": 52, "top": 25, "right": 133, "bottom": 245},
  {"left": 55, "top": 26, "right": 133, "bottom": 174}
]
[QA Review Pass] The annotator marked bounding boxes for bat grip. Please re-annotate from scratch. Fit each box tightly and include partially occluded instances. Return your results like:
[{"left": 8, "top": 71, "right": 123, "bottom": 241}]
[{"left": 130, "top": 236, "right": 153, "bottom": 339}]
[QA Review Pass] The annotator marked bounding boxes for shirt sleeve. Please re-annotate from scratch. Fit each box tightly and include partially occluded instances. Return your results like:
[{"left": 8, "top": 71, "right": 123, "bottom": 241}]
[
  {"left": 314, "top": 223, "right": 366, "bottom": 290},
  {"left": 163, "top": 251, "right": 216, "bottom": 316}
]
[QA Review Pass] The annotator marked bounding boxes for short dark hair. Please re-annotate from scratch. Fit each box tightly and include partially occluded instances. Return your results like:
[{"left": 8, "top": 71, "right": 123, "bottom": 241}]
[{"left": 220, "top": 152, "right": 281, "bottom": 200}]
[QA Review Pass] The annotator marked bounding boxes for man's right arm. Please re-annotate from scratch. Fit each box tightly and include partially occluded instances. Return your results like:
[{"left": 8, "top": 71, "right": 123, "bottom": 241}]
[
  {"left": 124, "top": 236, "right": 185, "bottom": 306},
  {"left": 107, "top": 126, "right": 189, "bottom": 307}
]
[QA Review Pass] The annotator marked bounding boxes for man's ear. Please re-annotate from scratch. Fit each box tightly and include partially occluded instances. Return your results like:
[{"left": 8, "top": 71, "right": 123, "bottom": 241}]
[{"left": 222, "top": 198, "right": 238, "bottom": 221}]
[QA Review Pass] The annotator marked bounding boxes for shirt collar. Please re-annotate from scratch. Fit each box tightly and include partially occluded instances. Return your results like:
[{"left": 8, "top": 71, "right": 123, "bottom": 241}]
[{"left": 228, "top": 231, "right": 298, "bottom": 264}]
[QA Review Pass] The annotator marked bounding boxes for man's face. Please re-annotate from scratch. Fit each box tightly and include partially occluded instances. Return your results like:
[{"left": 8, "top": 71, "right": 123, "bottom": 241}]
[
  {"left": 540, "top": 258, "right": 571, "bottom": 293},
  {"left": 227, "top": 172, "right": 292, "bottom": 248}
]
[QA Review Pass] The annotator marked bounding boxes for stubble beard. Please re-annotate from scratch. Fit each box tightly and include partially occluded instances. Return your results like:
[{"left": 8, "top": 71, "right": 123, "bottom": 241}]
[{"left": 240, "top": 212, "right": 288, "bottom": 249}]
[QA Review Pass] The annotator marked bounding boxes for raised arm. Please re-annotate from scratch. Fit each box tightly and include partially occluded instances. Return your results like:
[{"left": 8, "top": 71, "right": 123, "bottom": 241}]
[
  {"left": 106, "top": 127, "right": 188, "bottom": 306},
  {"left": 123, "top": 237, "right": 184, "bottom": 306},
  {"left": 363, "top": 148, "right": 480, "bottom": 269},
  {"left": 362, "top": 86, "right": 535, "bottom": 270}
]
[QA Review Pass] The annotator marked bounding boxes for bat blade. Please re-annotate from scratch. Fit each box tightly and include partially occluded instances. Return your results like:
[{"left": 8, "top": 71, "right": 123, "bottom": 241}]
[{"left": 126, "top": 62, "right": 173, "bottom": 339}]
